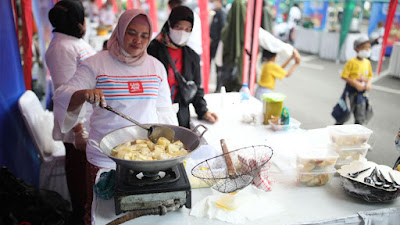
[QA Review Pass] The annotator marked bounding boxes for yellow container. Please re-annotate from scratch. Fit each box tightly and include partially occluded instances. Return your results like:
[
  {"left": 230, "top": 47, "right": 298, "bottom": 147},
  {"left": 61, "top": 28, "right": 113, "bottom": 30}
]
[{"left": 262, "top": 93, "right": 286, "bottom": 125}]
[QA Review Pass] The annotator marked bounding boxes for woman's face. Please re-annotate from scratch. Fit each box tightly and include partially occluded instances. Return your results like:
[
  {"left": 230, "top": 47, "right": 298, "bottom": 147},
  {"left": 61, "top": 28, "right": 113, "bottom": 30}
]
[
  {"left": 172, "top": 20, "right": 192, "bottom": 32},
  {"left": 123, "top": 21, "right": 150, "bottom": 57}
]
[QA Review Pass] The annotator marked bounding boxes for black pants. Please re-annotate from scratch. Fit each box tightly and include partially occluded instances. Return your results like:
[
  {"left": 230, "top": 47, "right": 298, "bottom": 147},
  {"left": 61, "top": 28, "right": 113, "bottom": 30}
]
[{"left": 64, "top": 143, "right": 88, "bottom": 225}]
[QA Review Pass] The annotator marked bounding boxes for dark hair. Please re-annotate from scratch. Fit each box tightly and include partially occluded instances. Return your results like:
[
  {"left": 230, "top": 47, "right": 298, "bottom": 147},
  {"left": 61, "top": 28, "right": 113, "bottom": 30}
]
[
  {"left": 103, "top": 40, "right": 108, "bottom": 50},
  {"left": 48, "top": 0, "right": 85, "bottom": 38},
  {"left": 168, "top": 0, "right": 183, "bottom": 8},
  {"left": 162, "top": 5, "right": 194, "bottom": 34},
  {"left": 262, "top": 49, "right": 277, "bottom": 60}
]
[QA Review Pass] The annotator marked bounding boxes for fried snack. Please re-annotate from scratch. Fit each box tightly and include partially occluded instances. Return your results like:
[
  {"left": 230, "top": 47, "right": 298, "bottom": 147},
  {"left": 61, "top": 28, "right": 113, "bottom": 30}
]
[
  {"left": 299, "top": 173, "right": 332, "bottom": 186},
  {"left": 298, "top": 158, "right": 336, "bottom": 172},
  {"left": 111, "top": 138, "right": 189, "bottom": 161}
]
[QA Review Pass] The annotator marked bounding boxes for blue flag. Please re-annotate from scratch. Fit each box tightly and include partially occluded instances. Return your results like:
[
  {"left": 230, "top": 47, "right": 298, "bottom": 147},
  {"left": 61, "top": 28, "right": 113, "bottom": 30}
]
[{"left": 0, "top": 0, "right": 40, "bottom": 186}]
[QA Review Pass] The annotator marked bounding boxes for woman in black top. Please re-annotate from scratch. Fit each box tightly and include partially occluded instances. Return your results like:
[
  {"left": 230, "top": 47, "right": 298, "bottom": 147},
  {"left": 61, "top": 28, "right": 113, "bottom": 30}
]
[{"left": 147, "top": 6, "right": 218, "bottom": 128}]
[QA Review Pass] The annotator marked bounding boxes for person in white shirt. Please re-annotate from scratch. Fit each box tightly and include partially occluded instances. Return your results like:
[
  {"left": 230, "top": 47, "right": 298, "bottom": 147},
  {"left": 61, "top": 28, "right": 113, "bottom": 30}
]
[
  {"left": 288, "top": 3, "right": 301, "bottom": 44},
  {"left": 52, "top": 9, "right": 176, "bottom": 224},
  {"left": 99, "top": 0, "right": 115, "bottom": 27},
  {"left": 46, "top": 1, "right": 96, "bottom": 223}
]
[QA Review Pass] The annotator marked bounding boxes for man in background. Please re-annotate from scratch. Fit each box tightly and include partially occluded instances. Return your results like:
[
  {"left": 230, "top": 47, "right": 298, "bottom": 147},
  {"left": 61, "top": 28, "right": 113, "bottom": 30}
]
[{"left": 209, "top": 0, "right": 226, "bottom": 92}]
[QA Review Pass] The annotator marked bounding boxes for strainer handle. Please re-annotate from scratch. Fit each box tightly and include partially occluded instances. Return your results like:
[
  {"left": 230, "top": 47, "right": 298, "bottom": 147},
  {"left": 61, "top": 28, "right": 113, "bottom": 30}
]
[
  {"left": 192, "top": 124, "right": 208, "bottom": 138},
  {"left": 220, "top": 139, "right": 236, "bottom": 177}
]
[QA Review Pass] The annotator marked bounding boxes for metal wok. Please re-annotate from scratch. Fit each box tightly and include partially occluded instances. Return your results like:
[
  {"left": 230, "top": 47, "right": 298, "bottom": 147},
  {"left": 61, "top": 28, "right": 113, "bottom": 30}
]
[{"left": 89, "top": 124, "right": 207, "bottom": 173}]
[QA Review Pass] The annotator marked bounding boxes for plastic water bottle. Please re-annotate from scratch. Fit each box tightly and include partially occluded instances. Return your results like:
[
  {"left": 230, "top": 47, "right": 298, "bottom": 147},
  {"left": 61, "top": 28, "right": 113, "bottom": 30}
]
[
  {"left": 239, "top": 84, "right": 250, "bottom": 102},
  {"left": 239, "top": 84, "right": 254, "bottom": 124}
]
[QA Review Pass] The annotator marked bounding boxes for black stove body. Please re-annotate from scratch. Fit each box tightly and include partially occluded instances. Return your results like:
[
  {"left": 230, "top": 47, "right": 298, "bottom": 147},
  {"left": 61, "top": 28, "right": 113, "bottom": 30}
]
[{"left": 114, "top": 163, "right": 191, "bottom": 215}]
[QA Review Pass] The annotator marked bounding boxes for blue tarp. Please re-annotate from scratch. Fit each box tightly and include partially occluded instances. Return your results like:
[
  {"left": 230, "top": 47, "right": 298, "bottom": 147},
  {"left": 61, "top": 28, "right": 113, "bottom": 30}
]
[{"left": 0, "top": 0, "right": 40, "bottom": 186}]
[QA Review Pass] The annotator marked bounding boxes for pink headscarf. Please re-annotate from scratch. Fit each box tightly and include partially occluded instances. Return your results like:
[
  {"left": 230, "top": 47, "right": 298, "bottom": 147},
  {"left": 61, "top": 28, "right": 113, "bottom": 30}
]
[{"left": 107, "top": 9, "right": 153, "bottom": 66}]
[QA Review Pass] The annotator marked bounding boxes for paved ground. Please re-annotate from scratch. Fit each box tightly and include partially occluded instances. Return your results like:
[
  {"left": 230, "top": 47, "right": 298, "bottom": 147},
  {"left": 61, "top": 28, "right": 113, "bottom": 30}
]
[{"left": 208, "top": 52, "right": 400, "bottom": 167}]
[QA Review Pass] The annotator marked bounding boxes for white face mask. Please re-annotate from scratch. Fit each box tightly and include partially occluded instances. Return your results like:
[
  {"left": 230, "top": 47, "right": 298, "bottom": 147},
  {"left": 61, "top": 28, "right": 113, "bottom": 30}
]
[
  {"left": 169, "top": 28, "right": 191, "bottom": 45},
  {"left": 209, "top": 2, "right": 216, "bottom": 11},
  {"left": 357, "top": 50, "right": 371, "bottom": 59}
]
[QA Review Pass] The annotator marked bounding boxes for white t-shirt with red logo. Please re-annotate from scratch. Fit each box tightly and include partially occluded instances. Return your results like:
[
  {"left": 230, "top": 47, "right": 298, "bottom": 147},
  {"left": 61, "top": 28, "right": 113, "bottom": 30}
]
[{"left": 53, "top": 51, "right": 172, "bottom": 168}]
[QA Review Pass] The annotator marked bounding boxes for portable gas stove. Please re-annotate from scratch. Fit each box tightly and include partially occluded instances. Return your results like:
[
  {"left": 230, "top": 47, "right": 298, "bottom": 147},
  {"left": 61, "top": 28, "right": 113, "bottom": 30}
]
[{"left": 114, "top": 162, "right": 191, "bottom": 215}]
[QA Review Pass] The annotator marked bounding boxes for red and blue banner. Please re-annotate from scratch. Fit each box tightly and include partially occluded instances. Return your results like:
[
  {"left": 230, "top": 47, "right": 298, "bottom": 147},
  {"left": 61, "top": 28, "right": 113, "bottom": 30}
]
[{"left": 302, "top": 1, "right": 329, "bottom": 30}]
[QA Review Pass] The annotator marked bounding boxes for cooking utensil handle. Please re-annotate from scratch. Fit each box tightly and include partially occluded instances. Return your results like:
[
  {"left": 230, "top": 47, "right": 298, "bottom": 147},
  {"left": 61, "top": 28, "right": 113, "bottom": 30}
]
[
  {"left": 192, "top": 124, "right": 208, "bottom": 138},
  {"left": 88, "top": 139, "right": 103, "bottom": 153},
  {"left": 220, "top": 139, "right": 236, "bottom": 177},
  {"left": 103, "top": 105, "right": 149, "bottom": 130}
]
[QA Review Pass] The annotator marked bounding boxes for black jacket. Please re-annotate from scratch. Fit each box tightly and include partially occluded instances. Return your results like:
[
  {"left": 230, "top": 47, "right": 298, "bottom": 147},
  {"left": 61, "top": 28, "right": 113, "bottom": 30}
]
[{"left": 147, "top": 40, "right": 208, "bottom": 128}]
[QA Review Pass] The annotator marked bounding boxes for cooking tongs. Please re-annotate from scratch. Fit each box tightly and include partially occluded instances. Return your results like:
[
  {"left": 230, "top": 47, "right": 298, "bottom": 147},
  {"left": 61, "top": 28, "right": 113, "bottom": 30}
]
[{"left": 102, "top": 105, "right": 175, "bottom": 143}]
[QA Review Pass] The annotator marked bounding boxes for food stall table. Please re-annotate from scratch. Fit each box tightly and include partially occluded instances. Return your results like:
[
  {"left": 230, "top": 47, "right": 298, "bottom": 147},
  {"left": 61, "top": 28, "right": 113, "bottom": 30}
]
[
  {"left": 294, "top": 27, "right": 321, "bottom": 54},
  {"left": 319, "top": 32, "right": 363, "bottom": 62},
  {"left": 93, "top": 93, "right": 400, "bottom": 225},
  {"left": 388, "top": 42, "right": 400, "bottom": 78}
]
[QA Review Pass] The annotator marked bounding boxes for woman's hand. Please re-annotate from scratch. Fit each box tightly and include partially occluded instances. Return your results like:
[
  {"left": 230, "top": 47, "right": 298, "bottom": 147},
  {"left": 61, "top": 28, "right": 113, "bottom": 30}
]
[
  {"left": 204, "top": 111, "right": 218, "bottom": 123},
  {"left": 84, "top": 89, "right": 107, "bottom": 107},
  {"left": 68, "top": 89, "right": 107, "bottom": 111}
]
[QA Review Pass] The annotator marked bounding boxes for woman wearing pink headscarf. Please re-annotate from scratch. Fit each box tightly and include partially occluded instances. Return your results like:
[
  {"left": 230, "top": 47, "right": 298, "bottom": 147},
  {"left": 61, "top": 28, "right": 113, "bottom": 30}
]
[{"left": 52, "top": 9, "right": 175, "bottom": 224}]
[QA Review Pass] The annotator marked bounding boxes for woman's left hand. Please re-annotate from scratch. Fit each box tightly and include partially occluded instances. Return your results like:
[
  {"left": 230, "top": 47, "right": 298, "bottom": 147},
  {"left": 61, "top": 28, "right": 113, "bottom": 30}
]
[{"left": 204, "top": 111, "right": 218, "bottom": 123}]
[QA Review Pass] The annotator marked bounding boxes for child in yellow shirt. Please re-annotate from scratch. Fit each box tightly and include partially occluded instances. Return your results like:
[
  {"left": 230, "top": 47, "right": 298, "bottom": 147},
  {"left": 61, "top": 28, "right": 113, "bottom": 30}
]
[
  {"left": 255, "top": 49, "right": 300, "bottom": 100},
  {"left": 334, "top": 35, "right": 373, "bottom": 124}
]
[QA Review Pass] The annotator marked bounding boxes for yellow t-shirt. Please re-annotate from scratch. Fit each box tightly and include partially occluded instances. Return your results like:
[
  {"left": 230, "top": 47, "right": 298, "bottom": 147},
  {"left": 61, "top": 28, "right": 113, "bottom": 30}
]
[
  {"left": 341, "top": 58, "right": 373, "bottom": 80},
  {"left": 258, "top": 61, "right": 287, "bottom": 90}
]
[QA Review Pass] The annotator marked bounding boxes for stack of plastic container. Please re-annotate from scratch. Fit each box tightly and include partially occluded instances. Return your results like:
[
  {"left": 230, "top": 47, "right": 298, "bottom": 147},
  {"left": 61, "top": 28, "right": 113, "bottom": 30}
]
[
  {"left": 327, "top": 124, "right": 373, "bottom": 170},
  {"left": 296, "top": 147, "right": 339, "bottom": 186}
]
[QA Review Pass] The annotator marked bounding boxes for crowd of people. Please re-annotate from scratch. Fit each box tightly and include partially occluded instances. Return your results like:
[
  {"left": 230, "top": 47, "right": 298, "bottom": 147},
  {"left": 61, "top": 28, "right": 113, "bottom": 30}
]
[{"left": 44, "top": 0, "right": 382, "bottom": 224}]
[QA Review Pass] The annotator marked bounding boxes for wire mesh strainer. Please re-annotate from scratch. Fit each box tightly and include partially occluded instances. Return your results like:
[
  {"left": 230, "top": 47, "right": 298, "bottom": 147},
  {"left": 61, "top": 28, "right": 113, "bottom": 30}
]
[{"left": 191, "top": 140, "right": 273, "bottom": 193}]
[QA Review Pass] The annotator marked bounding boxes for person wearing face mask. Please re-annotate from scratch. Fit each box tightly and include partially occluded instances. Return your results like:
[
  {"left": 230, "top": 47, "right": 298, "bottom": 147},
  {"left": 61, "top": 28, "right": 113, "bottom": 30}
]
[
  {"left": 52, "top": 9, "right": 176, "bottom": 224},
  {"left": 148, "top": 6, "right": 218, "bottom": 129},
  {"left": 336, "top": 35, "right": 373, "bottom": 125},
  {"left": 46, "top": 1, "right": 96, "bottom": 223}
]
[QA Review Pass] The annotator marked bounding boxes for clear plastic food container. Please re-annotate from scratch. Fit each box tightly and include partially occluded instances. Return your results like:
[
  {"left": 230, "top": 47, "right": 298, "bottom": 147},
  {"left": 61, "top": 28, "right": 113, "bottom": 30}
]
[
  {"left": 268, "top": 118, "right": 301, "bottom": 131},
  {"left": 296, "top": 148, "right": 339, "bottom": 172},
  {"left": 327, "top": 125, "right": 373, "bottom": 147},
  {"left": 330, "top": 143, "right": 370, "bottom": 164},
  {"left": 297, "top": 169, "right": 336, "bottom": 186}
]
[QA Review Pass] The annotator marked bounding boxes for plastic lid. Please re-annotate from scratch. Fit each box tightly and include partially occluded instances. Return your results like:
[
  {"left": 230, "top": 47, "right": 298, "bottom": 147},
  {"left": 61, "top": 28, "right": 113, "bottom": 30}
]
[
  {"left": 242, "top": 84, "right": 249, "bottom": 87},
  {"left": 297, "top": 147, "right": 339, "bottom": 159},
  {"left": 262, "top": 93, "right": 286, "bottom": 102},
  {"left": 327, "top": 124, "right": 373, "bottom": 135}
]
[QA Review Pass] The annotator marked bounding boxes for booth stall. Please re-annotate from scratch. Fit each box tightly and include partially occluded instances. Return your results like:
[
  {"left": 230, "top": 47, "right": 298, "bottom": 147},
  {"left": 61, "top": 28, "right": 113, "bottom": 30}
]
[{"left": 92, "top": 93, "right": 400, "bottom": 225}]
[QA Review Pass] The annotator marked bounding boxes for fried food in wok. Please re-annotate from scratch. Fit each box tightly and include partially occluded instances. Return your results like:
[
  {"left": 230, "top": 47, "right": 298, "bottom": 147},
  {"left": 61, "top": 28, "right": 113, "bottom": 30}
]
[{"left": 111, "top": 137, "right": 189, "bottom": 161}]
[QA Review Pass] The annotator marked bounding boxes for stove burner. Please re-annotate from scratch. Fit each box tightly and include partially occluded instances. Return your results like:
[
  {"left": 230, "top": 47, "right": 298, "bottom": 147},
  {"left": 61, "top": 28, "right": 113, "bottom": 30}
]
[
  {"left": 117, "top": 165, "right": 180, "bottom": 186},
  {"left": 114, "top": 163, "right": 191, "bottom": 215}
]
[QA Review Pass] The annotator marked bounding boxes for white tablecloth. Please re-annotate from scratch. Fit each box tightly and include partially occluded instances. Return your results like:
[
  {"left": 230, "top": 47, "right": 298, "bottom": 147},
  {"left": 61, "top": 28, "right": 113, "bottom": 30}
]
[
  {"left": 388, "top": 42, "right": 400, "bottom": 78},
  {"left": 319, "top": 32, "right": 363, "bottom": 62},
  {"left": 93, "top": 93, "right": 400, "bottom": 225},
  {"left": 294, "top": 27, "right": 321, "bottom": 54}
]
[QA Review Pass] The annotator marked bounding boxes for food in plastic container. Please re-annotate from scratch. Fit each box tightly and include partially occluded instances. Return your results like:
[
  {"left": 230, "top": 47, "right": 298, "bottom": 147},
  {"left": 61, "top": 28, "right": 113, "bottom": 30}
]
[
  {"left": 330, "top": 143, "right": 370, "bottom": 163},
  {"left": 335, "top": 161, "right": 349, "bottom": 170},
  {"left": 297, "top": 148, "right": 339, "bottom": 172},
  {"left": 297, "top": 170, "right": 335, "bottom": 186},
  {"left": 327, "top": 124, "right": 373, "bottom": 147},
  {"left": 268, "top": 118, "right": 301, "bottom": 131}
]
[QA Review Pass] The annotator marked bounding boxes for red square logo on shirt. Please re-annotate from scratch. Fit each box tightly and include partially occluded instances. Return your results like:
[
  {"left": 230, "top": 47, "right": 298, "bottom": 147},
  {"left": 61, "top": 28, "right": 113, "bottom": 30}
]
[{"left": 128, "top": 81, "right": 143, "bottom": 93}]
